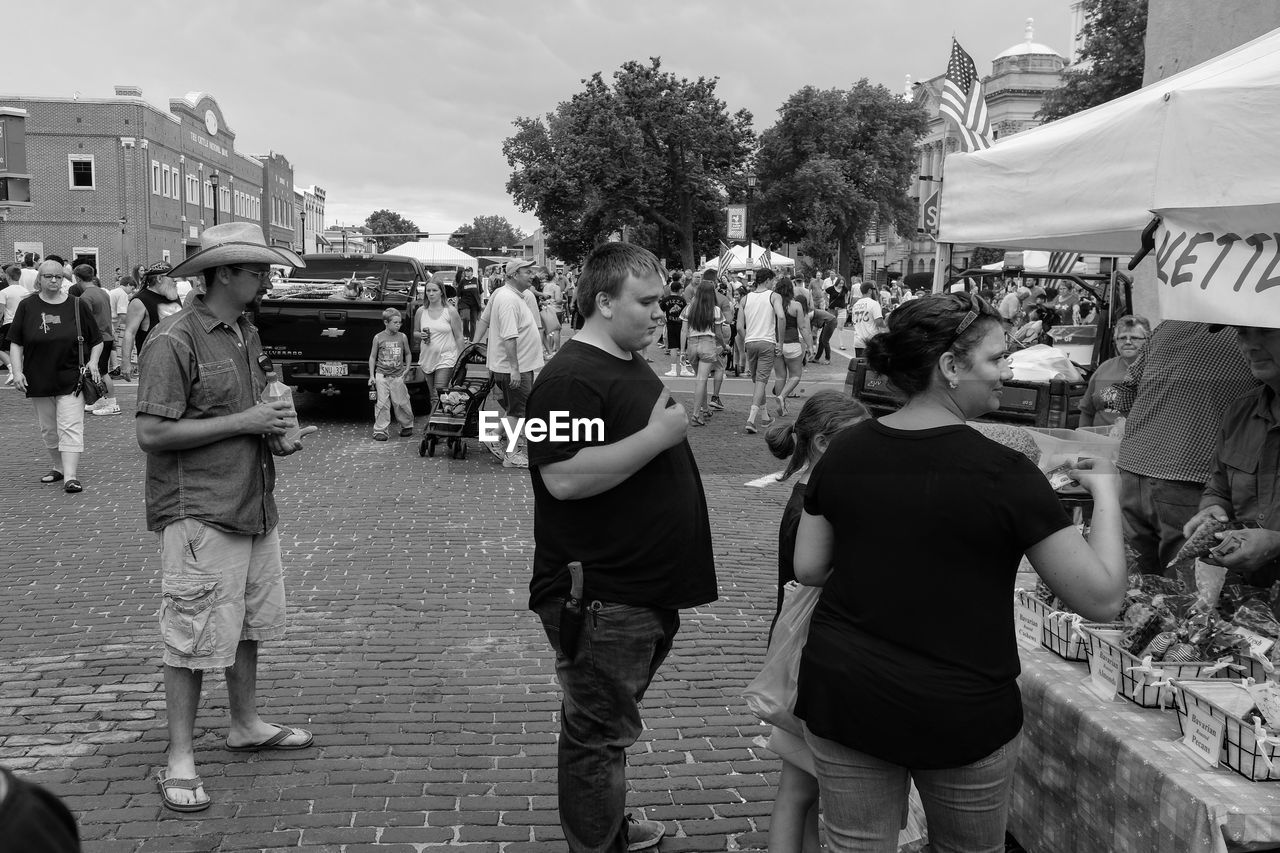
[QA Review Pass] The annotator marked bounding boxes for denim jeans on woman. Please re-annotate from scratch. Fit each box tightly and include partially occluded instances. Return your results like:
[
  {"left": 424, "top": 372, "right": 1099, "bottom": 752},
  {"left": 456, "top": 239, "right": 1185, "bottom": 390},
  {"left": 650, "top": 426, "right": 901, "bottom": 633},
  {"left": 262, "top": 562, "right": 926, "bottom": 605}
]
[
  {"left": 536, "top": 600, "right": 679, "bottom": 853},
  {"left": 804, "top": 726, "right": 1021, "bottom": 853}
]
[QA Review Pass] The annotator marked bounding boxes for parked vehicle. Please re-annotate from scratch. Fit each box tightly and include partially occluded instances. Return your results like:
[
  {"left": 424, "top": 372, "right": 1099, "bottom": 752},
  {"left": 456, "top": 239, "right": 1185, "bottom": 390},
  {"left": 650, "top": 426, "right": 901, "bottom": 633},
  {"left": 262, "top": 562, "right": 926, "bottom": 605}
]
[{"left": 254, "top": 253, "right": 433, "bottom": 406}]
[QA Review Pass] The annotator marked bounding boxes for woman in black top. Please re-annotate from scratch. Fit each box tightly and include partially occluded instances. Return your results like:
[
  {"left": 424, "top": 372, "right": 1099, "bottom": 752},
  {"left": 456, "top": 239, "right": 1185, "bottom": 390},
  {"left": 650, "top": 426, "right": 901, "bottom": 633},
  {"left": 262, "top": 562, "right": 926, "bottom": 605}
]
[
  {"left": 455, "top": 268, "right": 483, "bottom": 340},
  {"left": 793, "top": 292, "right": 1126, "bottom": 852},
  {"left": 8, "top": 260, "right": 102, "bottom": 493}
]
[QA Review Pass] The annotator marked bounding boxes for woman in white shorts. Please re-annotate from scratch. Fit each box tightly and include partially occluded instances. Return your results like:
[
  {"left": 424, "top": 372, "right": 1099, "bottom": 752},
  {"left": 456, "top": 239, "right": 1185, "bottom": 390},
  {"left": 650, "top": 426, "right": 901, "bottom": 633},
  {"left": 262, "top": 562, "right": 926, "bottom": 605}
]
[
  {"left": 679, "top": 281, "right": 723, "bottom": 426},
  {"left": 413, "top": 281, "right": 464, "bottom": 416},
  {"left": 771, "top": 277, "right": 812, "bottom": 418}
]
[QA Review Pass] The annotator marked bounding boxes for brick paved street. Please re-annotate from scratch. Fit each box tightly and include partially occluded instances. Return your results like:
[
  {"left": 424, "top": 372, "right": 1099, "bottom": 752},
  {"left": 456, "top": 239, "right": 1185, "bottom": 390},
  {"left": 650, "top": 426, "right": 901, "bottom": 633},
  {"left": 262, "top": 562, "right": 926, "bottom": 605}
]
[{"left": 0, "top": 348, "right": 853, "bottom": 853}]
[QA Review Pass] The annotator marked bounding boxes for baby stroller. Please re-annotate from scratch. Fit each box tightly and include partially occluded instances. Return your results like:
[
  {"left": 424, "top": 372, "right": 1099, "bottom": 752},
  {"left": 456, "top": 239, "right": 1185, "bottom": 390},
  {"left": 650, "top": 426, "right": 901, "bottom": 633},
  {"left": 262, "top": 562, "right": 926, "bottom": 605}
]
[{"left": 418, "top": 342, "right": 494, "bottom": 459}]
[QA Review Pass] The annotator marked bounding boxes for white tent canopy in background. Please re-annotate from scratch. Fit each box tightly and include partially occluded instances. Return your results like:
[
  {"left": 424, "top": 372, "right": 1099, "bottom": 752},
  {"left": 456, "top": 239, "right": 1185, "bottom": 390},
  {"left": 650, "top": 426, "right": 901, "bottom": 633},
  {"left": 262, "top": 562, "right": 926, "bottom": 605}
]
[
  {"left": 979, "top": 250, "right": 1083, "bottom": 272},
  {"left": 698, "top": 243, "right": 796, "bottom": 273},
  {"left": 384, "top": 240, "right": 478, "bottom": 274},
  {"left": 938, "top": 26, "right": 1280, "bottom": 256}
]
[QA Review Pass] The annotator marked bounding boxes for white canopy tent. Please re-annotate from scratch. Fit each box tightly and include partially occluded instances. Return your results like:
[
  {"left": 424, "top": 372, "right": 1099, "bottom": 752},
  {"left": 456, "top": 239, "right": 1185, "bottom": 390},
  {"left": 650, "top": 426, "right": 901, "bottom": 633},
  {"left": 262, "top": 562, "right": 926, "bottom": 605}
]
[
  {"left": 938, "top": 27, "right": 1280, "bottom": 255},
  {"left": 384, "top": 240, "right": 478, "bottom": 274},
  {"left": 699, "top": 243, "right": 796, "bottom": 273}
]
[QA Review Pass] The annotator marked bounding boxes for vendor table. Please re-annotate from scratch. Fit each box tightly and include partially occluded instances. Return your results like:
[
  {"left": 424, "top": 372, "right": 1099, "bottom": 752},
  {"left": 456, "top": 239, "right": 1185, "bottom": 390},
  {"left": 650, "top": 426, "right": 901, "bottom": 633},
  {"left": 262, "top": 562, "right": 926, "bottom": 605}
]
[{"left": 1013, "top": 645, "right": 1280, "bottom": 852}]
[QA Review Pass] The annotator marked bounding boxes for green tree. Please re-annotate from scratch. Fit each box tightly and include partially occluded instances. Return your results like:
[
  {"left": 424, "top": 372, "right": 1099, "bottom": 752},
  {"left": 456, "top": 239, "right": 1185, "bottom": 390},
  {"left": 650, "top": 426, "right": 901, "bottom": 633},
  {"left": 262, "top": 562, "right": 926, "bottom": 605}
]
[
  {"left": 449, "top": 215, "right": 526, "bottom": 254},
  {"left": 1037, "top": 0, "right": 1148, "bottom": 122},
  {"left": 754, "top": 81, "right": 928, "bottom": 281},
  {"left": 504, "top": 57, "right": 755, "bottom": 268},
  {"left": 364, "top": 209, "right": 420, "bottom": 253}
]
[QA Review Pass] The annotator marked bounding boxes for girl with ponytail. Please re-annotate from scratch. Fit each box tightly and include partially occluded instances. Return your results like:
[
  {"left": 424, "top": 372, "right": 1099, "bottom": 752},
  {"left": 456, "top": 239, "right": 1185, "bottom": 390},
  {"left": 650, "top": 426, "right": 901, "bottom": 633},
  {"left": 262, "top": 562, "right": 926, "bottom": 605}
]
[{"left": 761, "top": 389, "right": 869, "bottom": 853}]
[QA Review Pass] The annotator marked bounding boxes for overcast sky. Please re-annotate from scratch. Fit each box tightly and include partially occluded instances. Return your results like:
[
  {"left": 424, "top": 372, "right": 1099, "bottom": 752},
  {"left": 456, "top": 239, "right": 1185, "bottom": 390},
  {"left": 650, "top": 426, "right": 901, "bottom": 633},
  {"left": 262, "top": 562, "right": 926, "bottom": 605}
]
[{"left": 9, "top": 0, "right": 1075, "bottom": 238}]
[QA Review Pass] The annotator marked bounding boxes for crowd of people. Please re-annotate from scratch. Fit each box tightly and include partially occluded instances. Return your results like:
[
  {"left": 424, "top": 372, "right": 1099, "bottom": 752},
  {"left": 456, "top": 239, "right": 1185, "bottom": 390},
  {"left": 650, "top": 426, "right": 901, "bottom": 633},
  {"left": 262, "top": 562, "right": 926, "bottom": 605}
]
[{"left": 5, "top": 228, "right": 1279, "bottom": 853}]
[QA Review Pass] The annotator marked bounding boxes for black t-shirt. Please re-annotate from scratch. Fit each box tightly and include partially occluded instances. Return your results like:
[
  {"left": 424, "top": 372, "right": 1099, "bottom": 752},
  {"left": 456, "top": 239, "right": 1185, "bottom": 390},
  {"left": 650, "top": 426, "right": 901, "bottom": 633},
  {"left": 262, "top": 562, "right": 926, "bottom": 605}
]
[
  {"left": 659, "top": 295, "right": 686, "bottom": 325},
  {"left": 526, "top": 339, "right": 717, "bottom": 611},
  {"left": 0, "top": 767, "right": 81, "bottom": 852},
  {"left": 797, "top": 420, "right": 1070, "bottom": 768},
  {"left": 771, "top": 480, "right": 806, "bottom": 640},
  {"left": 8, "top": 295, "right": 101, "bottom": 397},
  {"left": 458, "top": 279, "right": 483, "bottom": 312}
]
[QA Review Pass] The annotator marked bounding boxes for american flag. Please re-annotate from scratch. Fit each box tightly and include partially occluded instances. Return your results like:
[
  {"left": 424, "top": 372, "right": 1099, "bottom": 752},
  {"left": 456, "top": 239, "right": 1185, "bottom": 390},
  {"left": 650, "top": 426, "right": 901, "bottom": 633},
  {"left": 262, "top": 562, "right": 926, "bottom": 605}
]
[
  {"left": 1048, "top": 251, "right": 1080, "bottom": 275},
  {"left": 759, "top": 248, "right": 774, "bottom": 272},
  {"left": 940, "top": 38, "right": 993, "bottom": 152},
  {"left": 717, "top": 241, "right": 735, "bottom": 279}
]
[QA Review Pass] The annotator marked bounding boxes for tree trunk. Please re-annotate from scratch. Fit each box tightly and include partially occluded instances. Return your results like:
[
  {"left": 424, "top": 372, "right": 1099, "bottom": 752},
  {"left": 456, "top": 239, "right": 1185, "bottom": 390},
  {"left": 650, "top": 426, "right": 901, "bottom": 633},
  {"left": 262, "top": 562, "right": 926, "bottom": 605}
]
[
  {"left": 837, "top": 231, "right": 854, "bottom": 281},
  {"left": 676, "top": 191, "right": 695, "bottom": 270}
]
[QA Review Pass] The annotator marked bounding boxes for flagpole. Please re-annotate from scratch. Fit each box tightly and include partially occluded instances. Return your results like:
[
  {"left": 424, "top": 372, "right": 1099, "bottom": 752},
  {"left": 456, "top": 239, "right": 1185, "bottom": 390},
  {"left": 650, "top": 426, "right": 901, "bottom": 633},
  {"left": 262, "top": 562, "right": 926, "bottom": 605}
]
[{"left": 932, "top": 123, "right": 951, "bottom": 294}]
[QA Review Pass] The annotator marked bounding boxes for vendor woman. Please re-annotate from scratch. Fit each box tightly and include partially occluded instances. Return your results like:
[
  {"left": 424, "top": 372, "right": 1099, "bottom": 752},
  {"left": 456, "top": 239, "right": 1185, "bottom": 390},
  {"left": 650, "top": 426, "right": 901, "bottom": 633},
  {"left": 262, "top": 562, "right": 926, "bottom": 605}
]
[
  {"left": 1181, "top": 325, "right": 1280, "bottom": 583},
  {"left": 1079, "top": 315, "right": 1150, "bottom": 428}
]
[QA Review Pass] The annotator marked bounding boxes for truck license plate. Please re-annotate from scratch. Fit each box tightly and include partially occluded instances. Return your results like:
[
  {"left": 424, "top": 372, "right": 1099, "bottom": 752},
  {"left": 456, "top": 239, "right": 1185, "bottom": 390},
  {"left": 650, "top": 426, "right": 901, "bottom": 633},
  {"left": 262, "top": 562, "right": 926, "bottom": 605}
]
[{"left": 319, "top": 362, "right": 347, "bottom": 377}]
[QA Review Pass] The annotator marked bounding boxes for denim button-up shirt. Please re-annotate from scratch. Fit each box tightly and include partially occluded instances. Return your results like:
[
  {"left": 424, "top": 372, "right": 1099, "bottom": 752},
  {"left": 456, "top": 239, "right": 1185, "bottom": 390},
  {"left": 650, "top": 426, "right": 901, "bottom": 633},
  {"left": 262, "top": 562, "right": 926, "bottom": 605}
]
[
  {"left": 137, "top": 297, "right": 277, "bottom": 535},
  {"left": 1202, "top": 384, "right": 1280, "bottom": 528}
]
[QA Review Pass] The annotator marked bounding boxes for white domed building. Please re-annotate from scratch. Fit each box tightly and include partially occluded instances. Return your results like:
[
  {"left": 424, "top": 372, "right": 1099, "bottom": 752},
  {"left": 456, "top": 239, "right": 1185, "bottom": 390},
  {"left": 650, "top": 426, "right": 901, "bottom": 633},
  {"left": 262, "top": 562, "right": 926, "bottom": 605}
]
[{"left": 862, "top": 21, "right": 1069, "bottom": 284}]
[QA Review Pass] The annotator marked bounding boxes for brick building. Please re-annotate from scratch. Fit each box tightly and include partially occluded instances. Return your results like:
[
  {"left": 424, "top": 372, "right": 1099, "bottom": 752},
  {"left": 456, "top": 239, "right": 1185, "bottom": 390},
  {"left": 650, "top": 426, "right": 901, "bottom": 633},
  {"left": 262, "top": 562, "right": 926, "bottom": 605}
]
[
  {"left": 295, "top": 184, "right": 327, "bottom": 254},
  {"left": 0, "top": 86, "right": 307, "bottom": 277}
]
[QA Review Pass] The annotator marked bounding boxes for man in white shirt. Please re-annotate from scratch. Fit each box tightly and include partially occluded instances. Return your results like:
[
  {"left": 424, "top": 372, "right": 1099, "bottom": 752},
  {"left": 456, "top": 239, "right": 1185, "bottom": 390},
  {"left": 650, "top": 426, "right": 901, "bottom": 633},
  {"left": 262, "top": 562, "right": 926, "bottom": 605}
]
[
  {"left": 849, "top": 283, "right": 884, "bottom": 358},
  {"left": 18, "top": 253, "right": 39, "bottom": 292},
  {"left": 107, "top": 276, "right": 132, "bottom": 376},
  {"left": 0, "top": 265, "right": 28, "bottom": 381},
  {"left": 737, "top": 269, "right": 785, "bottom": 434},
  {"left": 485, "top": 258, "right": 545, "bottom": 468}
]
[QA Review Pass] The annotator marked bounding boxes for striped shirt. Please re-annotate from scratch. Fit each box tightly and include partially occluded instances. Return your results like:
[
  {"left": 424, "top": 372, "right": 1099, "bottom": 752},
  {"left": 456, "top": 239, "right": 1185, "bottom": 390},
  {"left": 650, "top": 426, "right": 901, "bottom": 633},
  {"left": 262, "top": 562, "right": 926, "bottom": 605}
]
[{"left": 1103, "top": 321, "right": 1258, "bottom": 483}]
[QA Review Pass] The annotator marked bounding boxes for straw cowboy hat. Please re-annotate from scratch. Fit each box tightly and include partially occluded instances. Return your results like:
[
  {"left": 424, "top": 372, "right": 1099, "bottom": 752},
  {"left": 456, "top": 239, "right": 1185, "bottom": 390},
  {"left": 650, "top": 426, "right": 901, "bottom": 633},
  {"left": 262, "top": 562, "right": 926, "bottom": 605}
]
[{"left": 168, "top": 222, "right": 305, "bottom": 278}]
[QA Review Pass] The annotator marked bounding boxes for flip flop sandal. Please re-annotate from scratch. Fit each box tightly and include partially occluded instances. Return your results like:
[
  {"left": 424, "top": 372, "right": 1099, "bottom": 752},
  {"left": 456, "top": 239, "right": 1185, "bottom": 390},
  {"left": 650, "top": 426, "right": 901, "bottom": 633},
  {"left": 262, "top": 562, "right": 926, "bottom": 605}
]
[
  {"left": 225, "top": 725, "right": 314, "bottom": 752},
  {"left": 40, "top": 470, "right": 64, "bottom": 484},
  {"left": 156, "top": 772, "right": 211, "bottom": 813},
  {"left": 63, "top": 479, "right": 83, "bottom": 493}
]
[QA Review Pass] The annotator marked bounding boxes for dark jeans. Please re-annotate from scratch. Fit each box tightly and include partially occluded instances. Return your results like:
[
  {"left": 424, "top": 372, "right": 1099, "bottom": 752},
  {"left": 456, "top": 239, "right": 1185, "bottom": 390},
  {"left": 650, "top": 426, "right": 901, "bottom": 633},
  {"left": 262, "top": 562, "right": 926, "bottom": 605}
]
[
  {"left": 816, "top": 319, "right": 836, "bottom": 361},
  {"left": 1119, "top": 469, "right": 1204, "bottom": 576},
  {"left": 460, "top": 307, "right": 476, "bottom": 340},
  {"left": 536, "top": 600, "right": 679, "bottom": 852}
]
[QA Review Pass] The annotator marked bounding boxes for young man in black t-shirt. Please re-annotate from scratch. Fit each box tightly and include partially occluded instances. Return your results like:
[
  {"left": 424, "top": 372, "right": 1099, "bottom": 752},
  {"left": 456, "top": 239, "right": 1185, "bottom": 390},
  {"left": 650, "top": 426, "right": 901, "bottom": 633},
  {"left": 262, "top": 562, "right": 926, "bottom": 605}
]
[{"left": 526, "top": 242, "right": 717, "bottom": 851}]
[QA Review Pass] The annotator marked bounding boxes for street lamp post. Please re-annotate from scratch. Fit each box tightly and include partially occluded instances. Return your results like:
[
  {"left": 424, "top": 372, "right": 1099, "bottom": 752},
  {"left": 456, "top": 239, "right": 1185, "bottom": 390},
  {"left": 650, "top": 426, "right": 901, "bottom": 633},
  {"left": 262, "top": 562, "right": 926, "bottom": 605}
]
[
  {"left": 118, "top": 217, "right": 127, "bottom": 276},
  {"left": 746, "top": 172, "right": 757, "bottom": 265},
  {"left": 210, "top": 171, "right": 220, "bottom": 226},
  {"left": 298, "top": 210, "right": 306, "bottom": 254}
]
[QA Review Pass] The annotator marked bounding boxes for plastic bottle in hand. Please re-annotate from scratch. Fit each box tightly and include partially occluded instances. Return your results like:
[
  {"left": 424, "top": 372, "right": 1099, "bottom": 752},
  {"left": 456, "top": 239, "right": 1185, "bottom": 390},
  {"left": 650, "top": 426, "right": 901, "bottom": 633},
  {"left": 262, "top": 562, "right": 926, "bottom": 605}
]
[{"left": 261, "top": 370, "right": 303, "bottom": 444}]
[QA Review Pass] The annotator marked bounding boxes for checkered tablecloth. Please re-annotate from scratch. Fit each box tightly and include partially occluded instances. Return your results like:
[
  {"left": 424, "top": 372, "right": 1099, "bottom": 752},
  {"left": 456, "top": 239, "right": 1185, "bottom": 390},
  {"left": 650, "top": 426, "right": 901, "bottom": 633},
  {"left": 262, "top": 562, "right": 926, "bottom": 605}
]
[{"left": 1013, "top": 645, "right": 1280, "bottom": 853}]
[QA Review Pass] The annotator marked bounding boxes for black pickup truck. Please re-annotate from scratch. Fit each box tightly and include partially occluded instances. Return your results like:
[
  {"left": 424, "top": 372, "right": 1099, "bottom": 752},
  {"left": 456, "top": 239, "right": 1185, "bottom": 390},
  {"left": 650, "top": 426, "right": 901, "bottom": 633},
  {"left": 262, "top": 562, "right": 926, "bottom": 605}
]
[{"left": 255, "top": 253, "right": 433, "bottom": 404}]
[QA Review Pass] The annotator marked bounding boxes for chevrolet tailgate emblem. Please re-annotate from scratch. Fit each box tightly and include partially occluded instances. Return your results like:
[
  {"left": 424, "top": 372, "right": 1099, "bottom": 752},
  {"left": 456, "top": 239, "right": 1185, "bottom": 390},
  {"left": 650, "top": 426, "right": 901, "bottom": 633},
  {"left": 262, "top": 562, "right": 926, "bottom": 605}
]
[{"left": 320, "top": 327, "right": 346, "bottom": 337}]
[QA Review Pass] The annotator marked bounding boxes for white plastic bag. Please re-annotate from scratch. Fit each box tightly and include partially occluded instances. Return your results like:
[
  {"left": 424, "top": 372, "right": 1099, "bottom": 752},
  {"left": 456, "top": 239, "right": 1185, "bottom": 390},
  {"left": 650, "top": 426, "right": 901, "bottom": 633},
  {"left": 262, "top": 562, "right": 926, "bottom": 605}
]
[
  {"left": 744, "top": 582, "right": 822, "bottom": 736},
  {"left": 1008, "top": 344, "right": 1084, "bottom": 383}
]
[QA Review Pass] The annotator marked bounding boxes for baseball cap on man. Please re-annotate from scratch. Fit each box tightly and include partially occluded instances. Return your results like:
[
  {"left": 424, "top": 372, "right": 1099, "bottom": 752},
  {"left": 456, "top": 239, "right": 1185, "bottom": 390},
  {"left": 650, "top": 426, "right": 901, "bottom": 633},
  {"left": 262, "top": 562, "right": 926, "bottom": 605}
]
[
  {"left": 168, "top": 222, "right": 305, "bottom": 278},
  {"left": 505, "top": 258, "right": 536, "bottom": 276}
]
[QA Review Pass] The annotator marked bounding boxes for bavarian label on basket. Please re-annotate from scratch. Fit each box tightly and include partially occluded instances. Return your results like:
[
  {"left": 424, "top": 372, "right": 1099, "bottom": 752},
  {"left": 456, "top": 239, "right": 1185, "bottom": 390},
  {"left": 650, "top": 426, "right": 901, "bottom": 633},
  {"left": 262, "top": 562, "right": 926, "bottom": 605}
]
[
  {"left": 1014, "top": 591, "right": 1047, "bottom": 652},
  {"left": 1181, "top": 694, "right": 1227, "bottom": 768}
]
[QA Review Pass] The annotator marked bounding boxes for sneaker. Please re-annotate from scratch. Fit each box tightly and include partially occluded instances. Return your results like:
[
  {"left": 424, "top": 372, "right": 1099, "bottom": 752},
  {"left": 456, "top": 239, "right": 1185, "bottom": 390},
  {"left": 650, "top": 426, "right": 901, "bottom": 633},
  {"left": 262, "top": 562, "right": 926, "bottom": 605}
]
[
  {"left": 663, "top": 367, "right": 679, "bottom": 377},
  {"left": 373, "top": 432, "right": 388, "bottom": 441},
  {"left": 3, "top": 375, "right": 13, "bottom": 386},
  {"left": 503, "top": 450, "right": 529, "bottom": 468},
  {"left": 399, "top": 427, "right": 414, "bottom": 437},
  {"left": 625, "top": 814, "right": 666, "bottom": 851},
  {"left": 91, "top": 403, "right": 122, "bottom": 416},
  {"left": 707, "top": 397, "right": 724, "bottom": 411},
  {"left": 761, "top": 411, "right": 774, "bottom": 427},
  {"left": 744, "top": 419, "right": 757, "bottom": 434}
]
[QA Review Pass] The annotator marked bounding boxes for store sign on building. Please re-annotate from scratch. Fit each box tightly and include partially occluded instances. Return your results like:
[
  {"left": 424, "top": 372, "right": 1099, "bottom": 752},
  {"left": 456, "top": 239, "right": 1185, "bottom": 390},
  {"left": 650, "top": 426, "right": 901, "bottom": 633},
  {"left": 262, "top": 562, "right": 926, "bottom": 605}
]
[
  {"left": 921, "top": 190, "right": 940, "bottom": 235},
  {"left": 190, "top": 131, "right": 228, "bottom": 158}
]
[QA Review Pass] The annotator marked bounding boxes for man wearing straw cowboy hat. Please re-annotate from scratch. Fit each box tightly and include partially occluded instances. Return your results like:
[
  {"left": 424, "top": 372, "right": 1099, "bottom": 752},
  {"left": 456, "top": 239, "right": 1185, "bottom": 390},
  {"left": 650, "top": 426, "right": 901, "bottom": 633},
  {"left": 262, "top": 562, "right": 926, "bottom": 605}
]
[{"left": 135, "top": 222, "right": 317, "bottom": 813}]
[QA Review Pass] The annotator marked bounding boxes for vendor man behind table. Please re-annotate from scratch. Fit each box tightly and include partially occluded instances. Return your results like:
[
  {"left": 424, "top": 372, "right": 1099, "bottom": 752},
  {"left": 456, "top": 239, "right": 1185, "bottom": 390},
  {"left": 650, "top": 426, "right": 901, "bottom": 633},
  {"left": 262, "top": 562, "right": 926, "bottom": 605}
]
[
  {"left": 525, "top": 242, "right": 717, "bottom": 851},
  {"left": 1182, "top": 324, "right": 1280, "bottom": 584}
]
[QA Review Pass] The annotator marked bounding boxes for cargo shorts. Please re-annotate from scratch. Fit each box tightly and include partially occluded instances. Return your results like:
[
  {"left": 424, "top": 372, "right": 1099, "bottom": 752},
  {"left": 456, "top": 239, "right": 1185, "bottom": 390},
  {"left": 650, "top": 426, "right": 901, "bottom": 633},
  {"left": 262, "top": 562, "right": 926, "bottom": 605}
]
[{"left": 158, "top": 519, "right": 287, "bottom": 670}]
